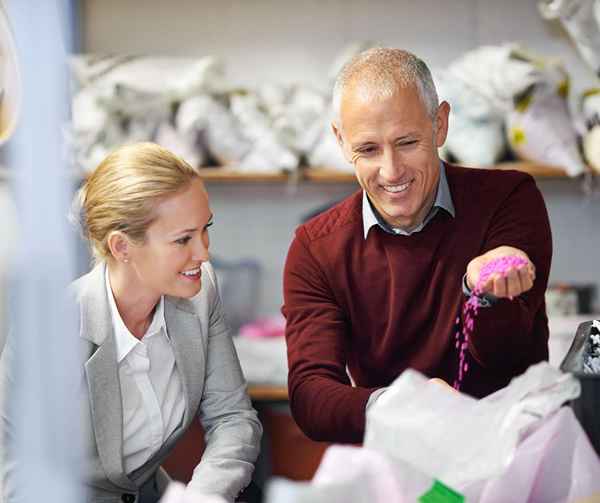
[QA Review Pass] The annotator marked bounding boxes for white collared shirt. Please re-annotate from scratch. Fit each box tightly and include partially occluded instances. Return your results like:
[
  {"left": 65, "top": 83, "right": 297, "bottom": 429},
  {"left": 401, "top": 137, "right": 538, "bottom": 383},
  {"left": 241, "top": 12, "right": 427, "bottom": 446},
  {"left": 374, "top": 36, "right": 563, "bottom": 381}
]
[{"left": 105, "top": 268, "right": 185, "bottom": 474}]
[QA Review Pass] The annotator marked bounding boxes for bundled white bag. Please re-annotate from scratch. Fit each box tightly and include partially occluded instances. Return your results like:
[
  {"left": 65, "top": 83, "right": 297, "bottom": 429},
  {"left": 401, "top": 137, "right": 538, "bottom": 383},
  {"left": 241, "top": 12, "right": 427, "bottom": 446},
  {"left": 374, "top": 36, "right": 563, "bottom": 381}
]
[
  {"left": 580, "top": 90, "right": 600, "bottom": 174},
  {"left": 464, "top": 407, "right": 600, "bottom": 503},
  {"left": 265, "top": 446, "right": 437, "bottom": 503},
  {"left": 364, "top": 362, "right": 600, "bottom": 501}
]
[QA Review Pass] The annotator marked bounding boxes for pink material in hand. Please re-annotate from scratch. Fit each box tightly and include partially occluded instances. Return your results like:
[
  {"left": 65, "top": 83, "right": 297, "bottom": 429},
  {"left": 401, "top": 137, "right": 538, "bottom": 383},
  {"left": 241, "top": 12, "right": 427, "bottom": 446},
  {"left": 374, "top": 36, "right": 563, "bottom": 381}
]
[{"left": 453, "top": 256, "right": 529, "bottom": 390}]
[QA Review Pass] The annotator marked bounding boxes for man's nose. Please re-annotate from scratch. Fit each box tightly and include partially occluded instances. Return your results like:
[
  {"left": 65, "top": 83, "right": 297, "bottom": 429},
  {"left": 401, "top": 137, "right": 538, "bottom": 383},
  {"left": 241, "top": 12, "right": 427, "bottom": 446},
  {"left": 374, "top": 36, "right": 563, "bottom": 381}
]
[{"left": 379, "top": 147, "right": 404, "bottom": 180}]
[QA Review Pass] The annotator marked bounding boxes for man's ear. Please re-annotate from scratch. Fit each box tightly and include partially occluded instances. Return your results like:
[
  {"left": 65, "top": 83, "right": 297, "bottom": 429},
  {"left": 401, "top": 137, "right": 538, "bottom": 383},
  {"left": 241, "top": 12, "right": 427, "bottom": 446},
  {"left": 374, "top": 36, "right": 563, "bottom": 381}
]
[
  {"left": 435, "top": 100, "right": 451, "bottom": 148},
  {"left": 331, "top": 121, "right": 352, "bottom": 163},
  {"left": 107, "top": 231, "right": 131, "bottom": 264}
]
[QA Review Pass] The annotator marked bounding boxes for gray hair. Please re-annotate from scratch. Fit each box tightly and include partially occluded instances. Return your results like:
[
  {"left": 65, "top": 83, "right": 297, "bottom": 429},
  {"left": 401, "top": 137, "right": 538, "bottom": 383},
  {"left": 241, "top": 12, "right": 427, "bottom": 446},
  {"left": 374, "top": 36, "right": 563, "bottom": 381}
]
[{"left": 332, "top": 48, "right": 439, "bottom": 123}]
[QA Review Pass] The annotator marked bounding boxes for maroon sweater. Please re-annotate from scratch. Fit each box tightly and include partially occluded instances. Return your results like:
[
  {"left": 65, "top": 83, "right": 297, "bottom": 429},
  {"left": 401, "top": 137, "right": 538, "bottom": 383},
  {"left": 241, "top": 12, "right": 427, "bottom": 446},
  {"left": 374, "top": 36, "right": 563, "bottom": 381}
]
[{"left": 282, "top": 164, "right": 552, "bottom": 444}]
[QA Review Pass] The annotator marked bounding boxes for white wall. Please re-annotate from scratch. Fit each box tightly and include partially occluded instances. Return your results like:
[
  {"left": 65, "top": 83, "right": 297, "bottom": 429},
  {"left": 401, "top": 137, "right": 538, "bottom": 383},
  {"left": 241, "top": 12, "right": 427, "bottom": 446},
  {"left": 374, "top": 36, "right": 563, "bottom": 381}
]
[{"left": 80, "top": 0, "right": 600, "bottom": 316}]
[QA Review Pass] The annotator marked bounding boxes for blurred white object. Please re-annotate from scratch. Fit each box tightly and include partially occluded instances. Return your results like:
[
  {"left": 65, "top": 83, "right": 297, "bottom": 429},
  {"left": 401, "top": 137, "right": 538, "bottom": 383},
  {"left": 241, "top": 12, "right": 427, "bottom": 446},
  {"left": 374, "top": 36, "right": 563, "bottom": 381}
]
[
  {"left": 506, "top": 57, "right": 586, "bottom": 176},
  {"left": 70, "top": 55, "right": 225, "bottom": 99},
  {"left": 177, "top": 94, "right": 250, "bottom": 166},
  {"left": 230, "top": 93, "right": 299, "bottom": 172},
  {"left": 546, "top": 285, "right": 579, "bottom": 316},
  {"left": 233, "top": 335, "right": 287, "bottom": 386},
  {"left": 538, "top": 0, "right": 600, "bottom": 75},
  {"left": 265, "top": 446, "right": 434, "bottom": 503},
  {"left": 436, "top": 71, "right": 506, "bottom": 166},
  {"left": 583, "top": 125, "right": 600, "bottom": 173},
  {"left": 0, "top": 183, "right": 17, "bottom": 354},
  {"left": 436, "top": 45, "right": 538, "bottom": 166},
  {"left": 506, "top": 88, "right": 586, "bottom": 176},
  {"left": 259, "top": 84, "right": 326, "bottom": 154},
  {"left": 160, "top": 481, "right": 227, "bottom": 503},
  {"left": 581, "top": 90, "right": 600, "bottom": 173},
  {"left": 155, "top": 122, "right": 205, "bottom": 168},
  {"left": 446, "top": 45, "right": 538, "bottom": 114},
  {"left": 307, "top": 108, "right": 351, "bottom": 171},
  {"left": 0, "top": 1, "right": 20, "bottom": 146},
  {"left": 364, "top": 362, "right": 580, "bottom": 489},
  {"left": 463, "top": 407, "right": 600, "bottom": 502},
  {"left": 69, "top": 55, "right": 225, "bottom": 172}
]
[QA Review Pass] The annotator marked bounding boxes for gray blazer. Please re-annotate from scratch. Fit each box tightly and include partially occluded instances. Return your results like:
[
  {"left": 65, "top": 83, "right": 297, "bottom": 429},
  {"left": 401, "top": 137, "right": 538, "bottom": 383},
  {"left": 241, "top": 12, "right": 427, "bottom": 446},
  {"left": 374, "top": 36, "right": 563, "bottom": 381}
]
[{"left": 1, "top": 261, "right": 262, "bottom": 503}]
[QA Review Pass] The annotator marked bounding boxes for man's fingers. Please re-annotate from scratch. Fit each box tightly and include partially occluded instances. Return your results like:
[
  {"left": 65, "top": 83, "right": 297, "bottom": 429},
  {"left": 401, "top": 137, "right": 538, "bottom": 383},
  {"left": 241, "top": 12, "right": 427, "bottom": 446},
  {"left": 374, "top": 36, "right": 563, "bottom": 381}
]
[
  {"left": 492, "top": 274, "right": 508, "bottom": 297},
  {"left": 505, "top": 268, "right": 522, "bottom": 298},
  {"left": 518, "top": 265, "right": 535, "bottom": 293}
]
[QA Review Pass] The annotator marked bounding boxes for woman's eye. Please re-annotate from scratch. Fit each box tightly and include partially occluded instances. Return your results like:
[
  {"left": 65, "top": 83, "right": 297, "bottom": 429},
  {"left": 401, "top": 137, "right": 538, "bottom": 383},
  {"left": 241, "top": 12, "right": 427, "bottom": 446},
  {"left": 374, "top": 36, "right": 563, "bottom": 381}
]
[{"left": 175, "top": 236, "right": 191, "bottom": 245}]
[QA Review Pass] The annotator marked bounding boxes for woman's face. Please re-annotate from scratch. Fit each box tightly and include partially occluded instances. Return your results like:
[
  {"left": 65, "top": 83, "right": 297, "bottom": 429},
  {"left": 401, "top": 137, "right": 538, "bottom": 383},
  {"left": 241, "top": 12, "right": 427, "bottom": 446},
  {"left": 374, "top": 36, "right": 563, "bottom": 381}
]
[{"left": 127, "top": 177, "right": 213, "bottom": 299}]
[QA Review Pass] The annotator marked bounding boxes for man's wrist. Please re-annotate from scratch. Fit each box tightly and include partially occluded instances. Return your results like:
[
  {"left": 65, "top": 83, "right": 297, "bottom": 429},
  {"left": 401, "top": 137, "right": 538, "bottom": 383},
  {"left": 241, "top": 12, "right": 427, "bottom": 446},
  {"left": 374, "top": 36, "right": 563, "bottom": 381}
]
[{"left": 462, "top": 274, "right": 498, "bottom": 308}]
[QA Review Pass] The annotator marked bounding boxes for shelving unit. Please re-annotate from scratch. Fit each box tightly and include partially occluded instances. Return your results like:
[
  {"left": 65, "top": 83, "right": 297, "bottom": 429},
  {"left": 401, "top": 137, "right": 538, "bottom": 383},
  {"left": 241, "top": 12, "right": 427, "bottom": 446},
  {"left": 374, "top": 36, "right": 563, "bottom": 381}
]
[
  {"left": 197, "top": 161, "right": 572, "bottom": 183},
  {"left": 0, "top": 161, "right": 577, "bottom": 185}
]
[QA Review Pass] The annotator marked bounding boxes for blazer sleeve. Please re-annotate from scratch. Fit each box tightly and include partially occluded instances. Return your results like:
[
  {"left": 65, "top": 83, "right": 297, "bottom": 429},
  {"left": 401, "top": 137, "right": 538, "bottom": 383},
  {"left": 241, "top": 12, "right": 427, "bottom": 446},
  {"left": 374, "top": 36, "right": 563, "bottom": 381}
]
[{"left": 186, "top": 263, "right": 262, "bottom": 502}]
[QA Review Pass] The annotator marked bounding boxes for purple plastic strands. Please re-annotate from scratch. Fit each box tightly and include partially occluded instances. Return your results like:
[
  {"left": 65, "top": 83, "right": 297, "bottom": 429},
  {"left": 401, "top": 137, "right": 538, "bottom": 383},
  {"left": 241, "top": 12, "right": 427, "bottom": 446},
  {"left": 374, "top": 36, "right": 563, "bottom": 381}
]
[{"left": 453, "top": 256, "right": 529, "bottom": 390}]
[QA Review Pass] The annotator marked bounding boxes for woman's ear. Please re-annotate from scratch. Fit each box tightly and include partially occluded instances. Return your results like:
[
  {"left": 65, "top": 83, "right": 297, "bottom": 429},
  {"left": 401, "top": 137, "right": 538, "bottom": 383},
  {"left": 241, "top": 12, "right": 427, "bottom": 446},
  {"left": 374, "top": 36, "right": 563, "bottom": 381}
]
[{"left": 107, "top": 231, "right": 131, "bottom": 264}]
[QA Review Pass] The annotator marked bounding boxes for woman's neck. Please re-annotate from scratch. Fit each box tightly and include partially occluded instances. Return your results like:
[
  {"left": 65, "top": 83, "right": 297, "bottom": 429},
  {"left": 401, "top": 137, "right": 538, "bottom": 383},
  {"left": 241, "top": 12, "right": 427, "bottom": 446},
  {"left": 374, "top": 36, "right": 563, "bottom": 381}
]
[{"left": 107, "top": 262, "right": 160, "bottom": 340}]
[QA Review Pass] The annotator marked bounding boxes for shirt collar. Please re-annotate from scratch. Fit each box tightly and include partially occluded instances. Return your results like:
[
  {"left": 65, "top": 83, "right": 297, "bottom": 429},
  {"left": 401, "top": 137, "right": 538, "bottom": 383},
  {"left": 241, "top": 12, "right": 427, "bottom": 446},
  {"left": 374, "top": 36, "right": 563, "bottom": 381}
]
[
  {"left": 105, "top": 266, "right": 167, "bottom": 363},
  {"left": 362, "top": 162, "right": 455, "bottom": 239}
]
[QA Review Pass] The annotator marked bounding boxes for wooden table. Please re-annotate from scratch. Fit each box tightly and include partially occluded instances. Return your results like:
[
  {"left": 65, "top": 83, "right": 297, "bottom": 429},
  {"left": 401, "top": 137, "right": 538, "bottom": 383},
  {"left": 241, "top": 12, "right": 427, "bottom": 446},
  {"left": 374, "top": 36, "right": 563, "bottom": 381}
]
[{"left": 248, "top": 384, "right": 288, "bottom": 402}]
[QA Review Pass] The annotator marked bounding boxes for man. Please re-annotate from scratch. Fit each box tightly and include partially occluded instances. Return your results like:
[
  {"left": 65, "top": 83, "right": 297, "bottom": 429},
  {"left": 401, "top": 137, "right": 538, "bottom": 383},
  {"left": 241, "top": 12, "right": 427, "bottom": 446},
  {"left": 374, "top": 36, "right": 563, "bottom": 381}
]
[{"left": 282, "top": 48, "right": 552, "bottom": 444}]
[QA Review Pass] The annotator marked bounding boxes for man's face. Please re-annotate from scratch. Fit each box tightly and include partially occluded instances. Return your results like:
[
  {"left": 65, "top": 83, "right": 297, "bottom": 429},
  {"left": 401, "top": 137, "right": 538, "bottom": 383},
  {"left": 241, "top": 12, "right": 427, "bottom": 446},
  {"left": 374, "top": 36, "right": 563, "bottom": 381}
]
[{"left": 333, "top": 84, "right": 450, "bottom": 230}]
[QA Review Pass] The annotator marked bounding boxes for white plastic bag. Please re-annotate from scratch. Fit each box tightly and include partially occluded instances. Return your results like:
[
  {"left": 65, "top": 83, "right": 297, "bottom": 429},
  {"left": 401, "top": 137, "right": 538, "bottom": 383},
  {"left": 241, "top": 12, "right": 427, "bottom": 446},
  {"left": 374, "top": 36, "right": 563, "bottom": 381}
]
[
  {"left": 464, "top": 407, "right": 600, "bottom": 502},
  {"left": 265, "top": 446, "right": 435, "bottom": 503},
  {"left": 364, "top": 362, "right": 581, "bottom": 488}
]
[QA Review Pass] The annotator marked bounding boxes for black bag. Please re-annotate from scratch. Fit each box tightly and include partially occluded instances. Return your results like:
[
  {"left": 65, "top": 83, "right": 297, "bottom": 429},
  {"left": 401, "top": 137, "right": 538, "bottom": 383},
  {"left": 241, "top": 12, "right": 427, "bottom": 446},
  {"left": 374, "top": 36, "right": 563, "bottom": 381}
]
[{"left": 560, "top": 320, "right": 600, "bottom": 457}]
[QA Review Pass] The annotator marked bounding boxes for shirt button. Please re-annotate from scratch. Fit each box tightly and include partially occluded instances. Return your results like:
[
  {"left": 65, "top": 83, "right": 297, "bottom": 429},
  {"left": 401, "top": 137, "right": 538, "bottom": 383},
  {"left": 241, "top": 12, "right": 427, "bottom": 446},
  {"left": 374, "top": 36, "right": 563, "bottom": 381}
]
[{"left": 121, "top": 494, "right": 136, "bottom": 503}]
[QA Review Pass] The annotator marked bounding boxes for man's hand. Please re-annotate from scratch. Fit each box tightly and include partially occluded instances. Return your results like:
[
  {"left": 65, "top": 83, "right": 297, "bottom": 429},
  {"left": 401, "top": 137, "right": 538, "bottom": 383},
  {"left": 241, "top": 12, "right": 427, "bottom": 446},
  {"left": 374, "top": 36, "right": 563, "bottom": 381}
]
[
  {"left": 428, "top": 378, "right": 457, "bottom": 392},
  {"left": 466, "top": 246, "right": 535, "bottom": 299}
]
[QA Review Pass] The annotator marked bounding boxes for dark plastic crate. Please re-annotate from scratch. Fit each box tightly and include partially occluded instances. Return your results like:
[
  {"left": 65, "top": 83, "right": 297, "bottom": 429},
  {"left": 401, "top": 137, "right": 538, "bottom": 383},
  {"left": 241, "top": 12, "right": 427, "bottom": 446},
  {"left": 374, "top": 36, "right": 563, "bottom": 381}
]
[{"left": 560, "top": 320, "right": 600, "bottom": 457}]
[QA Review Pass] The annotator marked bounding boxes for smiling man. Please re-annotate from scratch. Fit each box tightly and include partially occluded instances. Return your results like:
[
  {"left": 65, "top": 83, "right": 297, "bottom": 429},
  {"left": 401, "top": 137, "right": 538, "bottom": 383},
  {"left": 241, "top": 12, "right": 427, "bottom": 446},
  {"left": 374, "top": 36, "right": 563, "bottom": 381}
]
[{"left": 282, "top": 48, "right": 553, "bottom": 444}]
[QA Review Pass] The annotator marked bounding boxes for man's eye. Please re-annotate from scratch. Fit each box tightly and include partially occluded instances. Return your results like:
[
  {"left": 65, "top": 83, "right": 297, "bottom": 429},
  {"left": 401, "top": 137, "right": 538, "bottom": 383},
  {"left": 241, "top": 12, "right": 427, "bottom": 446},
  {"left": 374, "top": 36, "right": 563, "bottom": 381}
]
[
  {"left": 358, "top": 146, "right": 377, "bottom": 154},
  {"left": 175, "top": 236, "right": 192, "bottom": 245},
  {"left": 397, "top": 140, "right": 417, "bottom": 147}
]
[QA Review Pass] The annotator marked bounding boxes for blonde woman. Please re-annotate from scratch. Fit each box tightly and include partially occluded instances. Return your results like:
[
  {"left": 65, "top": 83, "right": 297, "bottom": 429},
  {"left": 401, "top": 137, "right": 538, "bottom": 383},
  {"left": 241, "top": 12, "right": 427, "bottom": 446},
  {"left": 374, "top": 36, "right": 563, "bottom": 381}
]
[{"left": 2, "top": 143, "right": 262, "bottom": 502}]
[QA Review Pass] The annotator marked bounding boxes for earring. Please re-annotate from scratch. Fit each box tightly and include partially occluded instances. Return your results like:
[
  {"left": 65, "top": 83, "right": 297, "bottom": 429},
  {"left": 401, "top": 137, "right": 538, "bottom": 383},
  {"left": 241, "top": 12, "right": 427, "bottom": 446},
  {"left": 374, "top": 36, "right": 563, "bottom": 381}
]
[{"left": 123, "top": 258, "right": 129, "bottom": 264}]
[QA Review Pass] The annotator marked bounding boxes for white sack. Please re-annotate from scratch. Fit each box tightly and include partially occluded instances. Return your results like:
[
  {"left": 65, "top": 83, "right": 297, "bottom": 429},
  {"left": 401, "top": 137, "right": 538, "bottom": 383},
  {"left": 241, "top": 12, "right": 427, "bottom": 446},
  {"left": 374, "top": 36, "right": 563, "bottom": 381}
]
[{"left": 364, "top": 362, "right": 580, "bottom": 488}]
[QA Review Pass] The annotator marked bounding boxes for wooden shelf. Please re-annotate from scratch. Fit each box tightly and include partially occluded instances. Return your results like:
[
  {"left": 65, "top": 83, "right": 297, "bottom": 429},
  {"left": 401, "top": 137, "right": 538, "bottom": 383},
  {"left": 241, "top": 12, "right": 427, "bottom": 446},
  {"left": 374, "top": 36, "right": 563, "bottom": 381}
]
[
  {"left": 198, "top": 167, "right": 291, "bottom": 182},
  {"left": 247, "top": 384, "right": 288, "bottom": 402},
  {"left": 487, "top": 162, "right": 569, "bottom": 179},
  {"left": 197, "top": 162, "right": 575, "bottom": 183}
]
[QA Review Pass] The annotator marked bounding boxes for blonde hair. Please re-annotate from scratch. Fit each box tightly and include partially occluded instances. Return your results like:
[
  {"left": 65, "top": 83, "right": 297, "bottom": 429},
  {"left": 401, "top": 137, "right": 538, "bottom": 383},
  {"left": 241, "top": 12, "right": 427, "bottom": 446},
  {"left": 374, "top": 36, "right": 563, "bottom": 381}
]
[
  {"left": 72, "top": 142, "right": 201, "bottom": 263},
  {"left": 332, "top": 48, "right": 439, "bottom": 122}
]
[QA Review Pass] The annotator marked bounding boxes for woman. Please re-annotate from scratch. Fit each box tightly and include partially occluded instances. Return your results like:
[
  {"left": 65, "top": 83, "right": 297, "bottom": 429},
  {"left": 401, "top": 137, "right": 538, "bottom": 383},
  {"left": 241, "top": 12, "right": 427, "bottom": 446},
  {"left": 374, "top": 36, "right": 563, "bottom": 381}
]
[{"left": 4, "top": 142, "right": 262, "bottom": 502}]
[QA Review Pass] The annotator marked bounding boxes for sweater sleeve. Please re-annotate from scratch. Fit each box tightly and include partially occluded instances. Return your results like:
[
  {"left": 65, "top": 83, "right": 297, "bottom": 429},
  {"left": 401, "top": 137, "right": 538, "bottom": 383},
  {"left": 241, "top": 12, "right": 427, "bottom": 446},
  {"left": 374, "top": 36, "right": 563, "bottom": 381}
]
[
  {"left": 282, "top": 227, "right": 377, "bottom": 444},
  {"left": 467, "top": 174, "right": 552, "bottom": 372}
]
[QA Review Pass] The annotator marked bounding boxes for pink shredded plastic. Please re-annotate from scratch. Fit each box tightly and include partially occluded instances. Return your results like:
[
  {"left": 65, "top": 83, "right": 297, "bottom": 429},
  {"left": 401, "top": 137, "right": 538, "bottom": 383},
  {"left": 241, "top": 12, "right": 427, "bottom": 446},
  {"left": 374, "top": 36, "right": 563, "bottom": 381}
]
[{"left": 453, "top": 256, "right": 529, "bottom": 390}]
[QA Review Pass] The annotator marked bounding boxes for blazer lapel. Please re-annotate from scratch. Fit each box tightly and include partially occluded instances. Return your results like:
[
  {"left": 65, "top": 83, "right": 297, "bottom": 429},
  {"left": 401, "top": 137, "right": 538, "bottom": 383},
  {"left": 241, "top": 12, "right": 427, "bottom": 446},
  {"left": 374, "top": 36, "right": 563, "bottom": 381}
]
[
  {"left": 165, "top": 297, "right": 205, "bottom": 430},
  {"left": 79, "top": 263, "right": 136, "bottom": 491}
]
